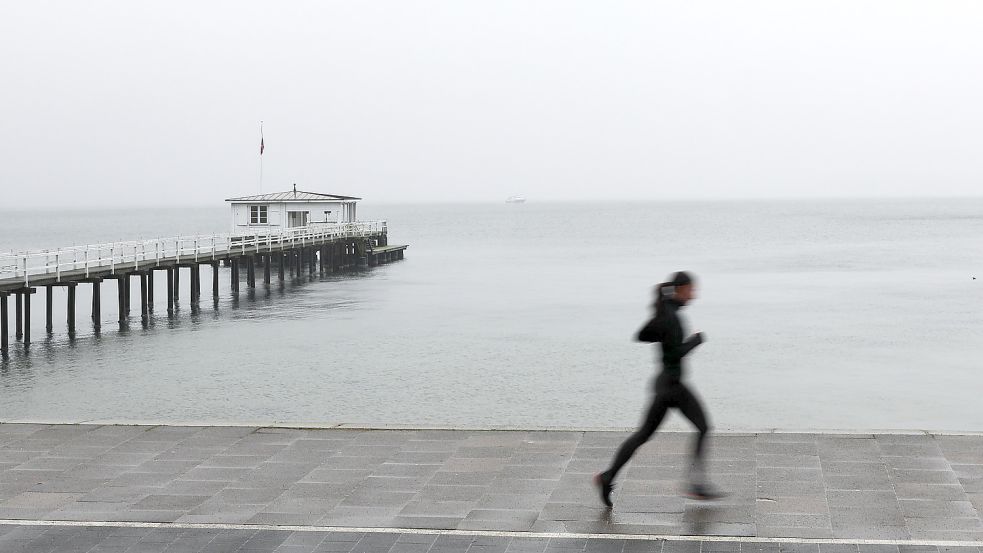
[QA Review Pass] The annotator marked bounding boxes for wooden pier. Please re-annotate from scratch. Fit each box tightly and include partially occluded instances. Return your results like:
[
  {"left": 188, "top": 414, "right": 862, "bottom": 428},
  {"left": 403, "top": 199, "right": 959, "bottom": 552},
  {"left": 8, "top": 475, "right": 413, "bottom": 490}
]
[{"left": 0, "top": 222, "right": 407, "bottom": 354}]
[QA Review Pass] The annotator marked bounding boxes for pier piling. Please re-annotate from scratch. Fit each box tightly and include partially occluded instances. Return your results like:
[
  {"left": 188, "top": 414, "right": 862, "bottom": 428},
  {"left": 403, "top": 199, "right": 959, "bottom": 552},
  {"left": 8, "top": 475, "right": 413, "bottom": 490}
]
[
  {"left": 246, "top": 257, "right": 256, "bottom": 288},
  {"left": 140, "top": 273, "right": 149, "bottom": 324},
  {"left": 1, "top": 292, "right": 8, "bottom": 354},
  {"left": 230, "top": 258, "right": 239, "bottom": 293},
  {"left": 46, "top": 285, "right": 54, "bottom": 333},
  {"left": 126, "top": 275, "right": 132, "bottom": 315},
  {"left": 357, "top": 240, "right": 369, "bottom": 269},
  {"left": 90, "top": 279, "right": 101, "bottom": 331},
  {"left": 147, "top": 271, "right": 154, "bottom": 309},
  {"left": 263, "top": 255, "right": 271, "bottom": 284},
  {"left": 66, "top": 283, "right": 76, "bottom": 336},
  {"left": 166, "top": 268, "right": 175, "bottom": 313},
  {"left": 172, "top": 268, "right": 179, "bottom": 305},
  {"left": 22, "top": 289, "right": 34, "bottom": 346},
  {"left": 278, "top": 253, "right": 285, "bottom": 282},
  {"left": 15, "top": 292, "right": 23, "bottom": 340},
  {"left": 117, "top": 277, "right": 127, "bottom": 325},
  {"left": 212, "top": 262, "right": 220, "bottom": 298},
  {"left": 191, "top": 265, "right": 200, "bottom": 304}
]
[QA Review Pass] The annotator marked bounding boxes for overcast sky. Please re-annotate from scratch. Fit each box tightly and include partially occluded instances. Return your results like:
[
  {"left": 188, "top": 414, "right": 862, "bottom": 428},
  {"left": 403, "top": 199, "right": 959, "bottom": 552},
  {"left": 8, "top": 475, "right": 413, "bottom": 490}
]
[{"left": 2, "top": 1, "right": 982, "bottom": 208}]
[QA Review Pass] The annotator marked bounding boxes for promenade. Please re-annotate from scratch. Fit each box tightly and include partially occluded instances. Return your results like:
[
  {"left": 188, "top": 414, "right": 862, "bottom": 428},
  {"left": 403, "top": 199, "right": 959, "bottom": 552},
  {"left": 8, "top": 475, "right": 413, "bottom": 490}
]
[{"left": 0, "top": 424, "right": 980, "bottom": 552}]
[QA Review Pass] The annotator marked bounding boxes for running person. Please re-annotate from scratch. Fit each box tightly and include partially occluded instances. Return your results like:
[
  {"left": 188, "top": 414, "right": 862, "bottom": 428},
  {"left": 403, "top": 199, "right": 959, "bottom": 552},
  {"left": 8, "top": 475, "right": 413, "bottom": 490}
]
[{"left": 594, "top": 271, "right": 722, "bottom": 506}]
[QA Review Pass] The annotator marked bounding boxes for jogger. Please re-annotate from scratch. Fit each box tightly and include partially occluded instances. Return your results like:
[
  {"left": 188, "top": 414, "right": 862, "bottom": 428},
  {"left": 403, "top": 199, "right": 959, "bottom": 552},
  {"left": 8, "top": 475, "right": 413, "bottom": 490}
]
[{"left": 595, "top": 271, "right": 721, "bottom": 507}]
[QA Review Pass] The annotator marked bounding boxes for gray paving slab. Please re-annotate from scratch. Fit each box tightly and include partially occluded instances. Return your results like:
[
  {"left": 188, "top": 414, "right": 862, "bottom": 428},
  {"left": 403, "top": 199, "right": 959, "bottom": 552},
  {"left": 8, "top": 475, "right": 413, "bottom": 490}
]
[{"left": 0, "top": 424, "right": 982, "bottom": 543}]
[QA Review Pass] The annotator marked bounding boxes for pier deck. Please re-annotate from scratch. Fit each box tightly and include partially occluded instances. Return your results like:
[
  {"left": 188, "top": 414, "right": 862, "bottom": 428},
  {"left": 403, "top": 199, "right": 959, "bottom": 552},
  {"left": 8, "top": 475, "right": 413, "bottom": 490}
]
[
  {"left": 0, "top": 424, "right": 980, "bottom": 552},
  {"left": 0, "top": 223, "right": 407, "bottom": 352},
  {"left": 0, "top": 222, "right": 396, "bottom": 293}
]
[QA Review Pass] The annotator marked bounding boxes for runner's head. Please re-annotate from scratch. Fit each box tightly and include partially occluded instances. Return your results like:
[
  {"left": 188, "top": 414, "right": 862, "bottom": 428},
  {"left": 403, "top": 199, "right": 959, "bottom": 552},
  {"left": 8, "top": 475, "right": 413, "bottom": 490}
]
[{"left": 657, "top": 271, "right": 696, "bottom": 307}]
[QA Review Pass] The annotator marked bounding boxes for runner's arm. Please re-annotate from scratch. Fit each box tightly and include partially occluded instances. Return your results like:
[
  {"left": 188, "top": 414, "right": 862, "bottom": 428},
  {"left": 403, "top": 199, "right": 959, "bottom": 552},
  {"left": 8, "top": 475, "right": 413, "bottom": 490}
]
[
  {"left": 678, "top": 332, "right": 704, "bottom": 357},
  {"left": 636, "top": 317, "right": 665, "bottom": 343}
]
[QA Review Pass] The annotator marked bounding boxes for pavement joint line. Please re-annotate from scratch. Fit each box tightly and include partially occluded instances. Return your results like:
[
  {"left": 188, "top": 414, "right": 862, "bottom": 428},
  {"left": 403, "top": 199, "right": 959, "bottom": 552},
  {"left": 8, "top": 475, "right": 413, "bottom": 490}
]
[
  {"left": 0, "top": 520, "right": 980, "bottom": 547},
  {"left": 1, "top": 420, "right": 983, "bottom": 435}
]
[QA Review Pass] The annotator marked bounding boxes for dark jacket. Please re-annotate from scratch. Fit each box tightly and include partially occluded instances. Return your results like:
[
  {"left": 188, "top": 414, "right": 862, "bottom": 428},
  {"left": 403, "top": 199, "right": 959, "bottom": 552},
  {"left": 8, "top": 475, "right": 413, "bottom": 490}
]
[{"left": 636, "top": 299, "right": 703, "bottom": 375}]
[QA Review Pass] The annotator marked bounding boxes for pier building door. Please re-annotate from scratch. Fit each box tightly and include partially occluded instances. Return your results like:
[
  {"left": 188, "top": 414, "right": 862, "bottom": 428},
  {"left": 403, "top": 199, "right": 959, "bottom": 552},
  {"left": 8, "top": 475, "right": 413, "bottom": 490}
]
[{"left": 287, "top": 211, "right": 309, "bottom": 228}]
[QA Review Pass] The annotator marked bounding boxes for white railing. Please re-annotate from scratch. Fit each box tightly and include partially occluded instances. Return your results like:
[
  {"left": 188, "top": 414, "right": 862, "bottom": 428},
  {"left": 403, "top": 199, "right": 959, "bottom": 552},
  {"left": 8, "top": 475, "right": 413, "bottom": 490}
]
[{"left": 0, "top": 221, "right": 387, "bottom": 287}]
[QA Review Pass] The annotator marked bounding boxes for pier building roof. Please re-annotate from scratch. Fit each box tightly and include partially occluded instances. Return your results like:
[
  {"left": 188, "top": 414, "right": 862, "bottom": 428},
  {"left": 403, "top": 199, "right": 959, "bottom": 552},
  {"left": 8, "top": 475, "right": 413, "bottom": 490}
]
[{"left": 226, "top": 190, "right": 361, "bottom": 202}]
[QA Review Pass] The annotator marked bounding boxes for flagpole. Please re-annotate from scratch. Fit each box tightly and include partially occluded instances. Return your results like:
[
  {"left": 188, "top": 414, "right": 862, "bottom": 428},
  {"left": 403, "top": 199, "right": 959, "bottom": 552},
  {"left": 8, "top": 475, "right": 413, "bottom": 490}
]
[{"left": 259, "top": 121, "right": 264, "bottom": 193}]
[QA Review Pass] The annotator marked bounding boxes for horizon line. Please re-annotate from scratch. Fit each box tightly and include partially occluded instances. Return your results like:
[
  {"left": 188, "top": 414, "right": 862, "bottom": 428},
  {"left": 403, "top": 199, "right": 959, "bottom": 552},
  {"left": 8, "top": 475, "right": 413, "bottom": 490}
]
[{"left": 3, "top": 194, "right": 983, "bottom": 212}]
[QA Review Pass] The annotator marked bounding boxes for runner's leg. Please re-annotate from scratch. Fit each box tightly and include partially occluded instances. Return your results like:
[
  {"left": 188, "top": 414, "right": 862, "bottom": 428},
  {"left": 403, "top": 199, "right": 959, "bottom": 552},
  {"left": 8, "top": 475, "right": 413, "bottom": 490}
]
[
  {"left": 603, "top": 395, "right": 670, "bottom": 482},
  {"left": 676, "top": 384, "right": 710, "bottom": 487}
]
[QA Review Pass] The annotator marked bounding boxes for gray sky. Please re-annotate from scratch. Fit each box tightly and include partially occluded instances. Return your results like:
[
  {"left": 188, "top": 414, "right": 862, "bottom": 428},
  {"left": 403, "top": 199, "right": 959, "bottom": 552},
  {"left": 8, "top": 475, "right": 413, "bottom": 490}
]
[{"left": 2, "top": 1, "right": 982, "bottom": 207}]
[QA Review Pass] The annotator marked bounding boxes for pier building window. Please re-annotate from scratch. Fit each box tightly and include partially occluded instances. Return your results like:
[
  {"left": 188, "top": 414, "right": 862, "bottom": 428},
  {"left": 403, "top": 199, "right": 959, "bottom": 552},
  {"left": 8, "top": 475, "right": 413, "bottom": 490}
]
[
  {"left": 288, "top": 211, "right": 309, "bottom": 228},
  {"left": 250, "top": 205, "right": 268, "bottom": 224}
]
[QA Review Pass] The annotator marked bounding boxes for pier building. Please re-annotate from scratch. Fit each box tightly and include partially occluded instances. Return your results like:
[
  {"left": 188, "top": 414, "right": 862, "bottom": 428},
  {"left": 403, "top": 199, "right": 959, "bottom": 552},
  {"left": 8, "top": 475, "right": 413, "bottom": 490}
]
[{"left": 227, "top": 185, "right": 360, "bottom": 232}]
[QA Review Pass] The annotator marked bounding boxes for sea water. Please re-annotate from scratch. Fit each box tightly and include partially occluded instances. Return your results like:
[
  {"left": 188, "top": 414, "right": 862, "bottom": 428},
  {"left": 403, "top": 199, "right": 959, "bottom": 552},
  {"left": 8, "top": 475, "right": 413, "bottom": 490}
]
[{"left": 1, "top": 199, "right": 980, "bottom": 431}]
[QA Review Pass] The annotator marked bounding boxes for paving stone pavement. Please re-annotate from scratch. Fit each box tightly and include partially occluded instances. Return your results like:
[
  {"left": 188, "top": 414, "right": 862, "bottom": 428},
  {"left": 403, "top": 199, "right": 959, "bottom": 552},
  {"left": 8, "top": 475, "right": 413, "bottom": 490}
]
[
  {"left": 2, "top": 524, "right": 982, "bottom": 553},
  {"left": 7, "top": 525, "right": 980, "bottom": 553},
  {"left": 0, "top": 424, "right": 981, "bottom": 549}
]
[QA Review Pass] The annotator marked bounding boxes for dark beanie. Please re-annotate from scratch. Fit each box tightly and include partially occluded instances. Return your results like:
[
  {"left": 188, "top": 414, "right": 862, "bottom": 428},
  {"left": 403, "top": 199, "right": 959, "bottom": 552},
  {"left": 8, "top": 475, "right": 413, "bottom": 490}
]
[{"left": 669, "top": 271, "right": 694, "bottom": 286}]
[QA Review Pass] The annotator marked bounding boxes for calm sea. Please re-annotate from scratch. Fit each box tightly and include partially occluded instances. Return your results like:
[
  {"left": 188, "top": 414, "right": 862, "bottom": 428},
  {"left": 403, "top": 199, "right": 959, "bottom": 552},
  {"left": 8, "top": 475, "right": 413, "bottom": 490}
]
[{"left": 1, "top": 199, "right": 981, "bottom": 431}]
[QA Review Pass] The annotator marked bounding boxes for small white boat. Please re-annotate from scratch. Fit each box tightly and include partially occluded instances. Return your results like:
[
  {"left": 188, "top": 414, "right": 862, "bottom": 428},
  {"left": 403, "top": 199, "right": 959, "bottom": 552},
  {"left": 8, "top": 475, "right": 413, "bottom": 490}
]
[{"left": 505, "top": 196, "right": 526, "bottom": 204}]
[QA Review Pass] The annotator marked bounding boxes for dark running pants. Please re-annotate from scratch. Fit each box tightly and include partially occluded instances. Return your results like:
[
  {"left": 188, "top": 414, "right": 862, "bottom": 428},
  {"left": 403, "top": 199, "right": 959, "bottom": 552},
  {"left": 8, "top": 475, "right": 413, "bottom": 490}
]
[{"left": 604, "top": 374, "right": 710, "bottom": 483}]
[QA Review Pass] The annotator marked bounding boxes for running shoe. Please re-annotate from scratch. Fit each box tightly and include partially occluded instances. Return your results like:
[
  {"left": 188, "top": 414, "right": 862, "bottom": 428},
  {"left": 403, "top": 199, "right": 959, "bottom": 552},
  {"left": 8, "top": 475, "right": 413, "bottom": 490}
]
[
  {"left": 684, "top": 484, "right": 727, "bottom": 501},
  {"left": 593, "top": 472, "right": 614, "bottom": 508}
]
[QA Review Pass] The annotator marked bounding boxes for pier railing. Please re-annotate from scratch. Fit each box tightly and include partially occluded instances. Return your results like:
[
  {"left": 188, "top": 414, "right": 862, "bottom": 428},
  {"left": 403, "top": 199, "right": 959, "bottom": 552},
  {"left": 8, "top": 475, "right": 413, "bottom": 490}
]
[{"left": 0, "top": 221, "right": 387, "bottom": 286}]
